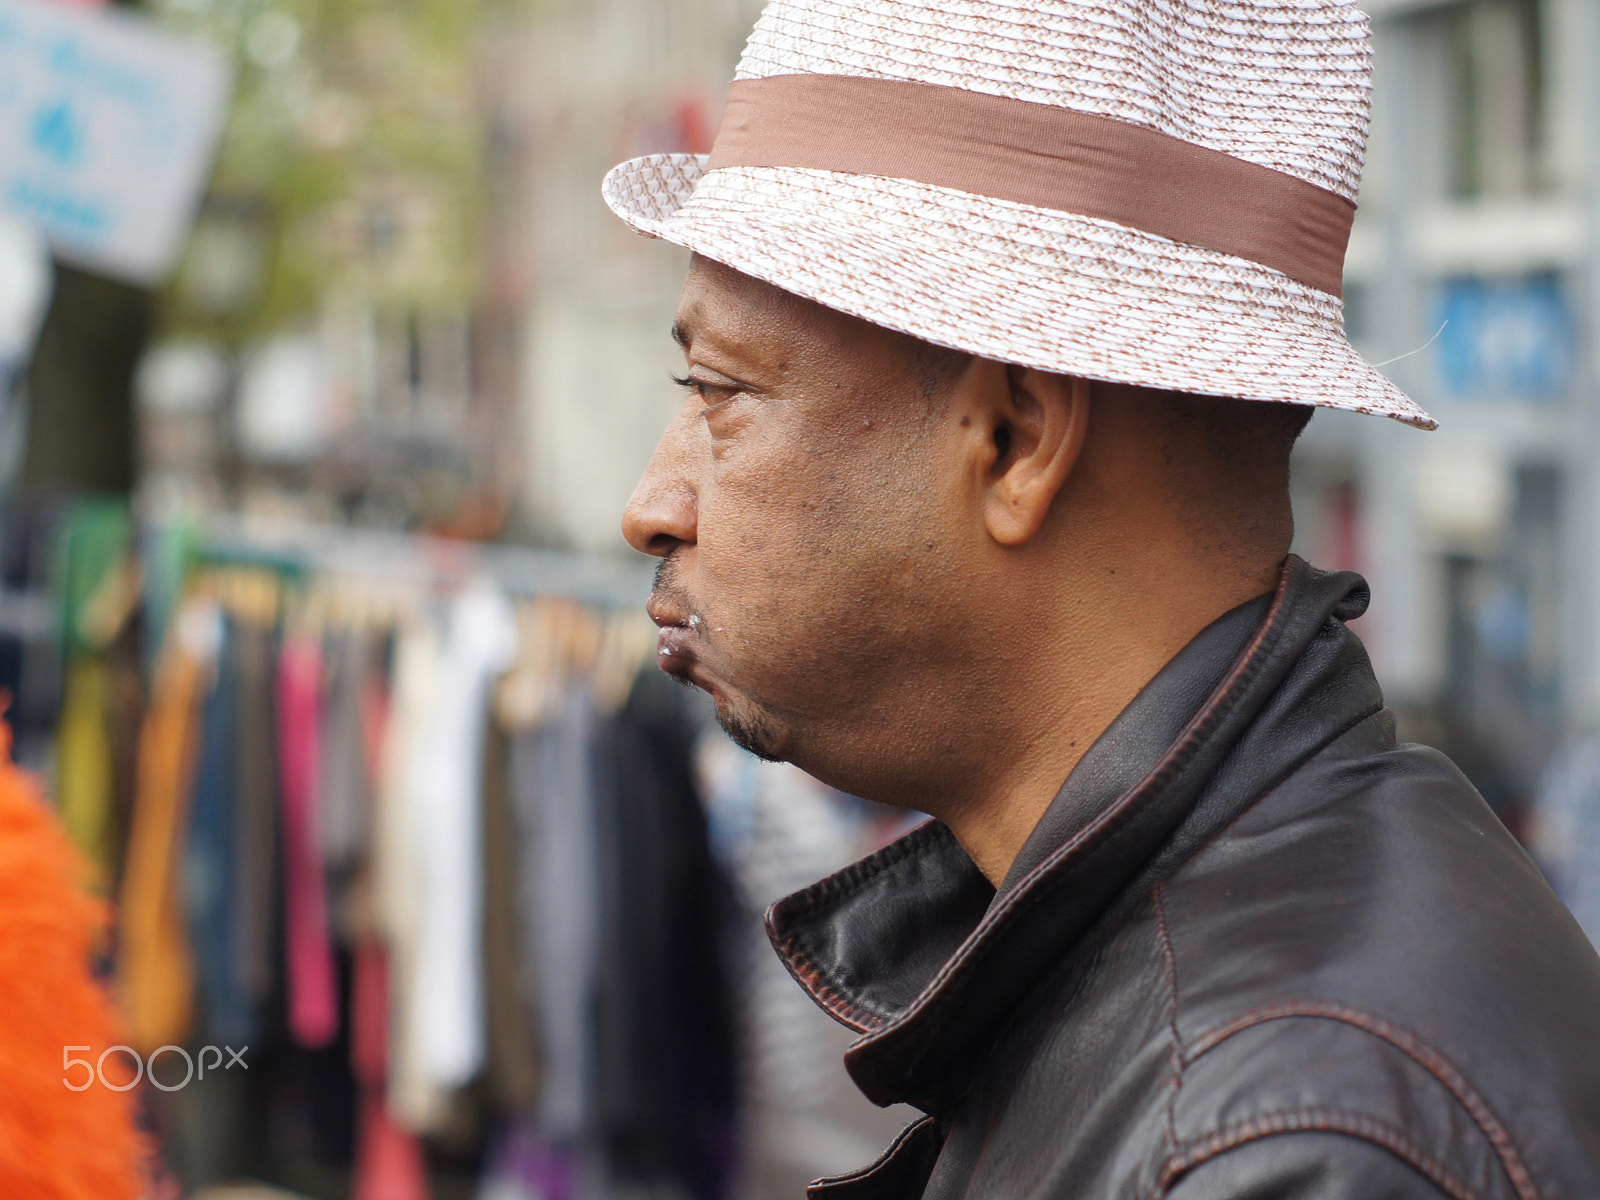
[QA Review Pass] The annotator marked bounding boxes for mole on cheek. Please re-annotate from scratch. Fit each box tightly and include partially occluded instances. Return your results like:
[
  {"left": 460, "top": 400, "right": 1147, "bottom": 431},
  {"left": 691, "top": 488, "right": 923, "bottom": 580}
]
[{"left": 960, "top": 416, "right": 971, "bottom": 427}]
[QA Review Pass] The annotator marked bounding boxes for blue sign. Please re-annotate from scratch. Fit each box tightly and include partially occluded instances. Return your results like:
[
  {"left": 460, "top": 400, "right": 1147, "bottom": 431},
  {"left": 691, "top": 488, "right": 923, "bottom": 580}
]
[
  {"left": 1432, "top": 274, "right": 1573, "bottom": 404},
  {"left": 0, "top": 0, "right": 231, "bottom": 285}
]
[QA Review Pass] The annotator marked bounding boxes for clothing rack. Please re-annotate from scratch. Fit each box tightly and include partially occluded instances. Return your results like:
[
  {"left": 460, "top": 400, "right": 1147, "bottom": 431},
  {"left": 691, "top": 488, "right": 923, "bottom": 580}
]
[
  {"left": 6, "top": 502, "right": 893, "bottom": 1197},
  {"left": 195, "top": 514, "right": 656, "bottom": 609},
  {"left": 0, "top": 517, "right": 656, "bottom": 642},
  {"left": 91, "top": 515, "right": 732, "bottom": 1197}
]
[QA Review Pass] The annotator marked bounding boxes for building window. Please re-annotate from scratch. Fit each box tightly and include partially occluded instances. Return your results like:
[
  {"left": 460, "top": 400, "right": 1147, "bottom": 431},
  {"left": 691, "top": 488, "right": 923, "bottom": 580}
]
[
  {"left": 1430, "top": 271, "right": 1573, "bottom": 404},
  {"left": 1403, "top": 0, "right": 1544, "bottom": 200}
]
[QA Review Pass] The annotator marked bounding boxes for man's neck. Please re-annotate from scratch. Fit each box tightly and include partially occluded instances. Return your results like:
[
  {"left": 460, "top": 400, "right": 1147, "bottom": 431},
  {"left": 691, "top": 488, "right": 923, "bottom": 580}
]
[{"left": 937, "top": 557, "right": 1282, "bottom": 886}]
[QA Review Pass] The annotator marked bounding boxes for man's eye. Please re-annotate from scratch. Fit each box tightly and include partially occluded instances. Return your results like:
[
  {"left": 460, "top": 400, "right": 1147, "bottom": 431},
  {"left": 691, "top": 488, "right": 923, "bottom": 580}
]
[{"left": 671, "top": 373, "right": 738, "bottom": 405}]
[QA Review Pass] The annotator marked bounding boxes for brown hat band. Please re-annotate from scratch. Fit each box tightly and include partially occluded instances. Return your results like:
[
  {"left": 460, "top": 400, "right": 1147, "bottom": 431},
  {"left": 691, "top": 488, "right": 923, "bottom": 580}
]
[{"left": 707, "top": 74, "right": 1354, "bottom": 299}]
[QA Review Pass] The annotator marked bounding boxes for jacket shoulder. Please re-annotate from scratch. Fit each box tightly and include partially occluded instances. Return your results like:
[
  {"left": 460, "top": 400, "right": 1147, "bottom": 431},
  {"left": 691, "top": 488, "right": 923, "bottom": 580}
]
[
  {"left": 1163, "top": 1005, "right": 1523, "bottom": 1200},
  {"left": 1153, "top": 717, "right": 1600, "bottom": 1200},
  {"left": 1162, "top": 1129, "right": 1462, "bottom": 1200}
]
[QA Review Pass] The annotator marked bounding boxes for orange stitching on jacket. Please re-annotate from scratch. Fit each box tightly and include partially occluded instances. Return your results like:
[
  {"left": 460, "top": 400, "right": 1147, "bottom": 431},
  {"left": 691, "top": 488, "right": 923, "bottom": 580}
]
[
  {"left": 1186, "top": 1006, "right": 1539, "bottom": 1200},
  {"left": 1154, "top": 883, "right": 1186, "bottom": 1162},
  {"left": 764, "top": 819, "right": 953, "bottom": 1033},
  {"left": 770, "top": 934, "right": 879, "bottom": 1033},
  {"left": 1158, "top": 1107, "right": 1482, "bottom": 1200}
]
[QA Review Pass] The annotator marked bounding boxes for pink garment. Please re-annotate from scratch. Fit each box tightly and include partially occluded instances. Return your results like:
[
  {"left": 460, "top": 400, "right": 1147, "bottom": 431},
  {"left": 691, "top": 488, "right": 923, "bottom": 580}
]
[
  {"left": 277, "top": 633, "right": 339, "bottom": 1048},
  {"left": 351, "top": 939, "right": 389, "bottom": 1084},
  {"left": 354, "top": 1091, "right": 431, "bottom": 1200},
  {"left": 352, "top": 943, "right": 430, "bottom": 1200}
]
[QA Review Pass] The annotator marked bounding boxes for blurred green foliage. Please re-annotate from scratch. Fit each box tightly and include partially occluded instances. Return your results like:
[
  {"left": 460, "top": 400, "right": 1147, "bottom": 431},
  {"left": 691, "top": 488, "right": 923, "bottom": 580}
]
[{"left": 153, "top": 0, "right": 523, "bottom": 341}]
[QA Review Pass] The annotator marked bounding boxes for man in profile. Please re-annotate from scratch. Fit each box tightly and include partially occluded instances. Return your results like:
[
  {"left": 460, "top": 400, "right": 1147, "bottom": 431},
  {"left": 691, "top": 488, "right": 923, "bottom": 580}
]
[{"left": 605, "top": 1, "right": 1600, "bottom": 1196}]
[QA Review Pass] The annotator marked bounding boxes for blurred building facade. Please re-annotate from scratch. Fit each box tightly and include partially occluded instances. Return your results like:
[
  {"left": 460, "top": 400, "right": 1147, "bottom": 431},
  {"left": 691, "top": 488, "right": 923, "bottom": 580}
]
[
  {"left": 1289, "top": 0, "right": 1600, "bottom": 816},
  {"left": 486, "top": 0, "right": 761, "bottom": 552}
]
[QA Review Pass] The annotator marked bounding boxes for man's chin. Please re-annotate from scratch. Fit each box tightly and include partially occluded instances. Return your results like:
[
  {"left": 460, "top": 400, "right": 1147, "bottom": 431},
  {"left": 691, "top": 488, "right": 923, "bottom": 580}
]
[
  {"left": 714, "top": 697, "right": 787, "bottom": 764},
  {"left": 659, "top": 656, "right": 790, "bottom": 763}
]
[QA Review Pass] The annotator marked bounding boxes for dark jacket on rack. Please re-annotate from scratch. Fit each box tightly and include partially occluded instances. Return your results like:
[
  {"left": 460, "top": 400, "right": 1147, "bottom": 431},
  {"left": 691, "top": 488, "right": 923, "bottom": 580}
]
[{"left": 767, "top": 557, "right": 1600, "bottom": 1200}]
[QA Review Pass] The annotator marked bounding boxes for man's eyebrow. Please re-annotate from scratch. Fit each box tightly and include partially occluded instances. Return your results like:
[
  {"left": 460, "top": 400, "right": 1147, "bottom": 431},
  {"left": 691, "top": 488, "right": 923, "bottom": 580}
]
[{"left": 670, "top": 320, "right": 690, "bottom": 350}]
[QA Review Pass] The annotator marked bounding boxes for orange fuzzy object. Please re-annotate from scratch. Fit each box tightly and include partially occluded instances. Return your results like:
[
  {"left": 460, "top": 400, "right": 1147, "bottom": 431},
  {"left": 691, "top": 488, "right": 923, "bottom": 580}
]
[{"left": 0, "top": 719, "right": 144, "bottom": 1200}]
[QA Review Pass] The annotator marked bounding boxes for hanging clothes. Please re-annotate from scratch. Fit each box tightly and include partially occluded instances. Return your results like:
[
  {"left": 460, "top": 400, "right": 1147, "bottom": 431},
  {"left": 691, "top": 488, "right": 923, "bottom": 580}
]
[
  {"left": 697, "top": 730, "right": 873, "bottom": 1111},
  {"left": 591, "top": 667, "right": 738, "bottom": 1200},
  {"left": 231, "top": 612, "right": 279, "bottom": 1028},
  {"left": 278, "top": 626, "right": 340, "bottom": 1049},
  {"left": 77, "top": 531, "right": 753, "bottom": 1192},
  {"left": 54, "top": 655, "right": 115, "bottom": 881},
  {"left": 409, "top": 579, "right": 519, "bottom": 1091},
  {"left": 512, "top": 684, "right": 603, "bottom": 1145},
  {"left": 53, "top": 498, "right": 133, "bottom": 662},
  {"left": 185, "top": 612, "right": 251, "bottom": 1045},
  {"left": 101, "top": 610, "right": 146, "bottom": 902},
  {"left": 377, "top": 616, "right": 448, "bottom": 1132},
  {"left": 321, "top": 627, "right": 375, "bottom": 940},
  {"left": 482, "top": 714, "right": 541, "bottom": 1111},
  {"left": 117, "top": 597, "right": 215, "bottom": 1053},
  {"left": 52, "top": 499, "right": 138, "bottom": 883},
  {"left": 351, "top": 943, "right": 431, "bottom": 1200},
  {"left": 477, "top": 1116, "right": 580, "bottom": 1200}
]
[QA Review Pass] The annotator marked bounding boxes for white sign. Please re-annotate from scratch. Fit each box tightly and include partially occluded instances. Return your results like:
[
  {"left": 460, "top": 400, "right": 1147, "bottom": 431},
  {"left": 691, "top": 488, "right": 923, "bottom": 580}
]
[
  {"left": 0, "top": 212, "right": 49, "bottom": 364},
  {"left": 0, "top": 212, "right": 47, "bottom": 491},
  {"left": 0, "top": 0, "right": 231, "bottom": 285}
]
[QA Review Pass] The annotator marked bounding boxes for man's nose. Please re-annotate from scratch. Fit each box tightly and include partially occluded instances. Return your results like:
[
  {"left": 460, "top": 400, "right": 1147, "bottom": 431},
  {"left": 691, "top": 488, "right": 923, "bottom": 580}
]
[{"left": 622, "top": 426, "right": 698, "bottom": 557}]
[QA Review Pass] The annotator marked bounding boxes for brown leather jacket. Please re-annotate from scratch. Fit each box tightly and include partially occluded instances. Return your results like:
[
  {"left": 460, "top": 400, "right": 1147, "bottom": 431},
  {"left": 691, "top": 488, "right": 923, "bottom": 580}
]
[{"left": 767, "top": 557, "right": 1600, "bottom": 1200}]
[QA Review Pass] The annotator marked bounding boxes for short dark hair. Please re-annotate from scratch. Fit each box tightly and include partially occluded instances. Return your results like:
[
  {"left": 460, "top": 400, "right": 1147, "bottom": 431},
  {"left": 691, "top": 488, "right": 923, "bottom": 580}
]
[
  {"left": 1151, "top": 389, "right": 1311, "bottom": 569},
  {"left": 906, "top": 338, "right": 972, "bottom": 405},
  {"left": 1162, "top": 390, "right": 1314, "bottom": 469}
]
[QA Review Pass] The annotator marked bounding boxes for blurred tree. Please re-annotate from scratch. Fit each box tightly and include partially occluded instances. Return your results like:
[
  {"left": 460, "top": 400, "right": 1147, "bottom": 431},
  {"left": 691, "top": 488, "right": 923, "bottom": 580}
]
[
  {"left": 157, "top": 0, "right": 503, "bottom": 342},
  {"left": 133, "top": 0, "right": 528, "bottom": 530}
]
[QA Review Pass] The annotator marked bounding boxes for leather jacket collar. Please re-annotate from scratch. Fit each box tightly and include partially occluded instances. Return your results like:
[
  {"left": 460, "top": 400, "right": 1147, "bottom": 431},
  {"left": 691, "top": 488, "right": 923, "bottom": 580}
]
[{"left": 765, "top": 556, "right": 1383, "bottom": 1114}]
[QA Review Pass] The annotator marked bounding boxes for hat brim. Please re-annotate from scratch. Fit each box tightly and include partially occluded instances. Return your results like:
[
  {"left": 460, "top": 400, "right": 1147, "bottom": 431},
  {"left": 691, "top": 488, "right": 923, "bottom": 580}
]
[{"left": 603, "top": 153, "right": 1435, "bottom": 431}]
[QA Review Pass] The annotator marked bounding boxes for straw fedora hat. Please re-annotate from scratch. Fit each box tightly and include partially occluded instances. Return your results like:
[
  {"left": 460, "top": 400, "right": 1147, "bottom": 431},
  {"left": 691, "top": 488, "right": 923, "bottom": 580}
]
[{"left": 602, "top": 0, "right": 1435, "bottom": 430}]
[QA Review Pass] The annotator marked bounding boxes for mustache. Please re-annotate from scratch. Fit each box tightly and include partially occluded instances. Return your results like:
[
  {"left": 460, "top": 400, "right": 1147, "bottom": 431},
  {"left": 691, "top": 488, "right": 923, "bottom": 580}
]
[{"left": 652, "top": 556, "right": 698, "bottom": 619}]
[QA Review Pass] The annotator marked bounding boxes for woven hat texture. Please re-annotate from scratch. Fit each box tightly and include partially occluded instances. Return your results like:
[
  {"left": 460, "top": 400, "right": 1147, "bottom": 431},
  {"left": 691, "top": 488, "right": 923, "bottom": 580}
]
[{"left": 603, "top": 0, "right": 1435, "bottom": 429}]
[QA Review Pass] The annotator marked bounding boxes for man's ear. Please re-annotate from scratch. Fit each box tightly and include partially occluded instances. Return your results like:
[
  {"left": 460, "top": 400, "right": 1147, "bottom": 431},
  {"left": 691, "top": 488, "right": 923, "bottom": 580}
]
[{"left": 977, "top": 366, "right": 1091, "bottom": 547}]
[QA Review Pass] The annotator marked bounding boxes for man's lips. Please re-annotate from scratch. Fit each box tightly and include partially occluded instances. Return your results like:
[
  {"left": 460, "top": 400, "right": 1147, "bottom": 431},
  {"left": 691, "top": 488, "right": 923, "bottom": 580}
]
[
  {"left": 655, "top": 622, "right": 697, "bottom": 674},
  {"left": 645, "top": 596, "right": 685, "bottom": 630},
  {"left": 647, "top": 599, "right": 702, "bottom": 678}
]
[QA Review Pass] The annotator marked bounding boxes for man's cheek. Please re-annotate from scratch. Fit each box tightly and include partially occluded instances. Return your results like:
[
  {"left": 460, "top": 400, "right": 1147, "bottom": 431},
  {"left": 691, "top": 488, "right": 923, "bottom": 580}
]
[
  {"left": 707, "top": 479, "right": 823, "bottom": 563},
  {"left": 693, "top": 509, "right": 793, "bottom": 624}
]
